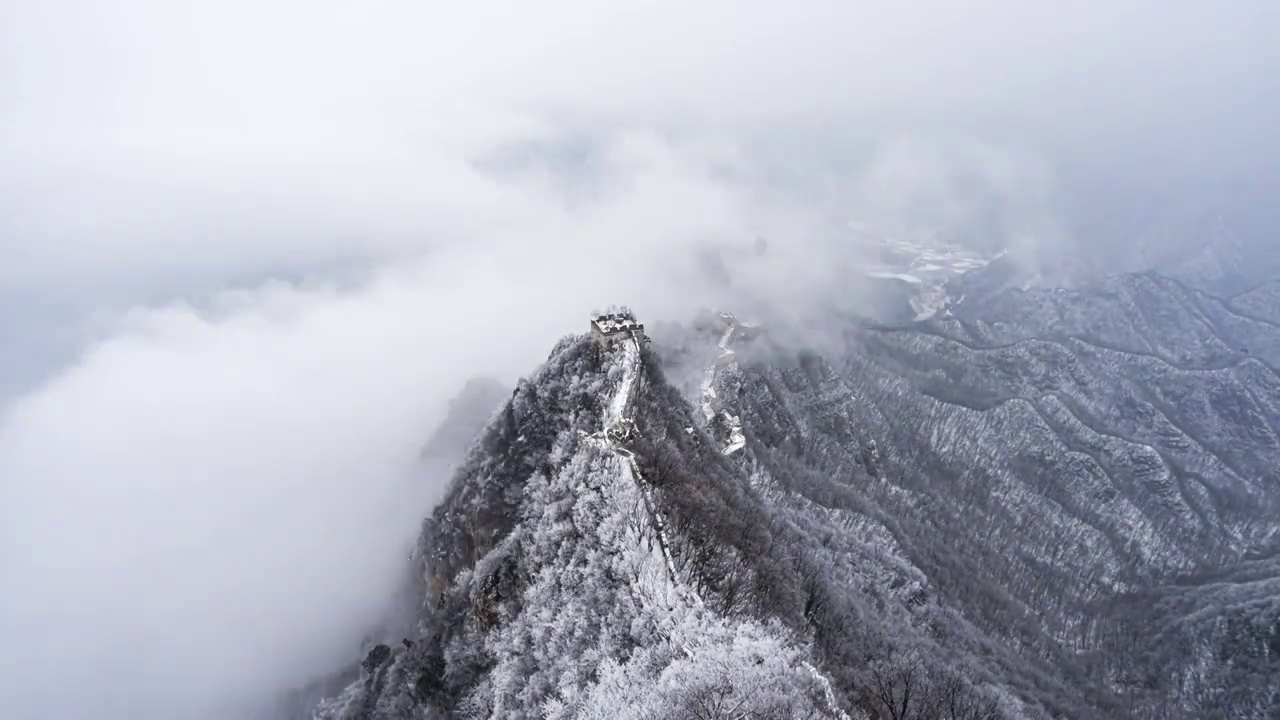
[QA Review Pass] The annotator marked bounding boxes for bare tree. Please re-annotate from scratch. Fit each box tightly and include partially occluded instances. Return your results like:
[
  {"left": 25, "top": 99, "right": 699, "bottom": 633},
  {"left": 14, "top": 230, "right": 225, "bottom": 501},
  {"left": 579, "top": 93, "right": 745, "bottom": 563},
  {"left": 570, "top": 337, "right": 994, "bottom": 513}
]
[
  {"left": 870, "top": 654, "right": 926, "bottom": 720},
  {"left": 936, "top": 674, "right": 1000, "bottom": 720}
]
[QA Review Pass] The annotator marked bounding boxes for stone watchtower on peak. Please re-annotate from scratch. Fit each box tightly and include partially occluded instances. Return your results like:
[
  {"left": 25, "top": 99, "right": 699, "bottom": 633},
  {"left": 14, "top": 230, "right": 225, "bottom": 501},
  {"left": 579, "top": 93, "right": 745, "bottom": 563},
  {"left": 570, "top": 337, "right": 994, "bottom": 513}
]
[{"left": 590, "top": 311, "right": 649, "bottom": 348}]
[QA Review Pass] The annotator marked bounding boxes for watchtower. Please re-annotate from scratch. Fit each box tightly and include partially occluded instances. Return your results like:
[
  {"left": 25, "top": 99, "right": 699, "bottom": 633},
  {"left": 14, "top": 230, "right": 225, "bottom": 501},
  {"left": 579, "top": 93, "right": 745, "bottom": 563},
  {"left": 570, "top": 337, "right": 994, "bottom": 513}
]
[{"left": 590, "top": 311, "right": 648, "bottom": 348}]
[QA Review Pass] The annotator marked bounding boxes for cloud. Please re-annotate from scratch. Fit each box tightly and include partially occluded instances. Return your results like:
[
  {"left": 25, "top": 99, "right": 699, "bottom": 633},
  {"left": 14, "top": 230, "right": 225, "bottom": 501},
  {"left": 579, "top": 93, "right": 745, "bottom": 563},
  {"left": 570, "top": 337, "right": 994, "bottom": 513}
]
[
  {"left": 0, "top": 127, "right": 781, "bottom": 719},
  {"left": 1, "top": 1, "right": 1278, "bottom": 718}
]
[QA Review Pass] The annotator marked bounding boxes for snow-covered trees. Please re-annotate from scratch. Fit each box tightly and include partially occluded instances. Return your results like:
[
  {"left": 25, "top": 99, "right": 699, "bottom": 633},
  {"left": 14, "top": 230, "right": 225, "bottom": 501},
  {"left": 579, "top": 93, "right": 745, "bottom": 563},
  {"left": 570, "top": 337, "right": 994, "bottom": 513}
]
[
  {"left": 316, "top": 273, "right": 1280, "bottom": 718},
  {"left": 867, "top": 651, "right": 1000, "bottom": 720},
  {"left": 318, "top": 334, "right": 848, "bottom": 719},
  {"left": 577, "top": 621, "right": 833, "bottom": 720}
]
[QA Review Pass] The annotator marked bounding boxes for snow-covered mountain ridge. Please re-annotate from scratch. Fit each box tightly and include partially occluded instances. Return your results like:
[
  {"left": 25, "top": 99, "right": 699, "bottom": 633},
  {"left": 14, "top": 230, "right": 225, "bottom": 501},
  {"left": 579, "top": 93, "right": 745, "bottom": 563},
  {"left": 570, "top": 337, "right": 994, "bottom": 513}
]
[
  {"left": 315, "top": 333, "right": 865, "bottom": 719},
  {"left": 313, "top": 270, "right": 1280, "bottom": 719}
]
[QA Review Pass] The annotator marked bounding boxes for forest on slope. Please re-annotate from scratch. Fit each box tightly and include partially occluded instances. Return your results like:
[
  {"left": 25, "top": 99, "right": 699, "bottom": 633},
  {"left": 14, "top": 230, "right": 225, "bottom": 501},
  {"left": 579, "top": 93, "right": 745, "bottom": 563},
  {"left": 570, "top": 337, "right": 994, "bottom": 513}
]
[
  {"left": 664, "top": 271, "right": 1280, "bottom": 718},
  {"left": 314, "top": 270, "right": 1279, "bottom": 719}
]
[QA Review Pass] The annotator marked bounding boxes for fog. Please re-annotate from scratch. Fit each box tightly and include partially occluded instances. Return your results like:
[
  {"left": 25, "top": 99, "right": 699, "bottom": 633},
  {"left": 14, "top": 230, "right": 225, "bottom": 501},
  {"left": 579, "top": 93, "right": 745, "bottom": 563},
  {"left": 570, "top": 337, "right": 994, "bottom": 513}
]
[{"left": 1, "top": 1, "right": 1277, "bottom": 717}]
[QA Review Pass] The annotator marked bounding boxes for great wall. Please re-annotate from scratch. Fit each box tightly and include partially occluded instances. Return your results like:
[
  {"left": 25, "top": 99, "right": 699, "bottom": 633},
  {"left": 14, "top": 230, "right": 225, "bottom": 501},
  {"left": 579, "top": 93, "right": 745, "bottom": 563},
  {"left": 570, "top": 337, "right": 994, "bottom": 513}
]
[{"left": 585, "top": 310, "right": 849, "bottom": 720}]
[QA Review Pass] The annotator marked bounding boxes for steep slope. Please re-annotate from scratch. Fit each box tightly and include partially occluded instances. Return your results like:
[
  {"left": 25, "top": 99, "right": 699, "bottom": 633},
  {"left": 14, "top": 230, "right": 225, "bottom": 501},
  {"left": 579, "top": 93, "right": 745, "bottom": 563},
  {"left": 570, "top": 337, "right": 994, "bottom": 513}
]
[
  {"left": 315, "top": 335, "right": 849, "bottom": 719},
  {"left": 661, "top": 273, "right": 1280, "bottom": 718},
  {"left": 315, "top": 271, "right": 1279, "bottom": 719},
  {"left": 419, "top": 377, "right": 512, "bottom": 465},
  {"left": 1094, "top": 551, "right": 1280, "bottom": 718}
]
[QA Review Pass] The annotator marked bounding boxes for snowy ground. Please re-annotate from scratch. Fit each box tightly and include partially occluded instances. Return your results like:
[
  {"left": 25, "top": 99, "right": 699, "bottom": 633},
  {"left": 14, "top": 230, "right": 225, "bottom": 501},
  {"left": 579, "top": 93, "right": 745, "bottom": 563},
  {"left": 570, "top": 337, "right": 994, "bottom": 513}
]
[
  {"left": 593, "top": 331, "right": 849, "bottom": 720},
  {"left": 597, "top": 335, "right": 686, "bottom": 595},
  {"left": 722, "top": 420, "right": 746, "bottom": 455},
  {"left": 701, "top": 318, "right": 746, "bottom": 456},
  {"left": 698, "top": 364, "right": 717, "bottom": 423},
  {"left": 861, "top": 235, "right": 999, "bottom": 320},
  {"left": 606, "top": 338, "right": 639, "bottom": 428}
]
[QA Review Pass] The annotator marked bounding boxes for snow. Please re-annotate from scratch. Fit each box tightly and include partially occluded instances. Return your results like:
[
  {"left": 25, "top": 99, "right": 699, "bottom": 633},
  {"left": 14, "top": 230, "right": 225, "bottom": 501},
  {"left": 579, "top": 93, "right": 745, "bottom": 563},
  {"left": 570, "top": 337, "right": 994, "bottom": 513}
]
[
  {"left": 861, "top": 236, "right": 1002, "bottom": 321},
  {"left": 866, "top": 270, "right": 924, "bottom": 284},
  {"left": 621, "top": 453, "right": 684, "bottom": 592},
  {"left": 911, "top": 284, "right": 950, "bottom": 321},
  {"left": 802, "top": 661, "right": 852, "bottom": 720},
  {"left": 698, "top": 365, "right": 717, "bottom": 423},
  {"left": 319, "top": 322, "right": 852, "bottom": 718},
  {"left": 550, "top": 322, "right": 847, "bottom": 717},
  {"left": 606, "top": 338, "right": 639, "bottom": 427},
  {"left": 717, "top": 325, "right": 735, "bottom": 351},
  {"left": 722, "top": 419, "right": 746, "bottom": 455},
  {"left": 700, "top": 313, "right": 749, "bottom": 455},
  {"left": 596, "top": 334, "right": 686, "bottom": 594}
]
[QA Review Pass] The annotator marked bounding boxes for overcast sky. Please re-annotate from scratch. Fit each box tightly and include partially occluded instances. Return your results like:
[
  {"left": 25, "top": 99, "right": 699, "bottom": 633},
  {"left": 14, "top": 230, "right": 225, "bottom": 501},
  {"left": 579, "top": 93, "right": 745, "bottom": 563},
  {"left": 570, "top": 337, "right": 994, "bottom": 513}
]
[{"left": 2, "top": 2, "right": 1278, "bottom": 718}]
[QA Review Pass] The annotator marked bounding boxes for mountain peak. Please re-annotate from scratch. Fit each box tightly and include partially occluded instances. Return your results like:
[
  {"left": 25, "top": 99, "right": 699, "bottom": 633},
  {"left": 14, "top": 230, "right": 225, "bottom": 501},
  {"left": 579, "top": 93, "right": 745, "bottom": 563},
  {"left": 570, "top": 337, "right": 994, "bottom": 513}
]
[
  {"left": 313, "top": 286, "right": 1280, "bottom": 718},
  {"left": 316, "top": 321, "right": 856, "bottom": 719}
]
